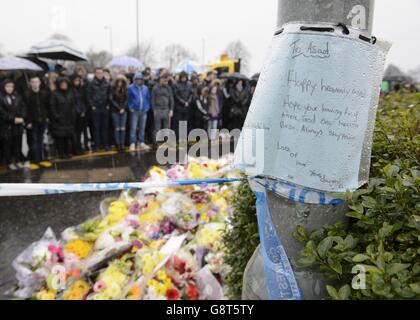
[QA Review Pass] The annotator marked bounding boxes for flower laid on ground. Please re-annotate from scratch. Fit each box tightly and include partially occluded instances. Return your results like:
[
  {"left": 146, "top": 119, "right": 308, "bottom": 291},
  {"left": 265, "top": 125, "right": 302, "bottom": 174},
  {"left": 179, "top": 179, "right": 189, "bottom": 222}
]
[
  {"left": 136, "top": 248, "right": 165, "bottom": 276},
  {"left": 64, "top": 239, "right": 93, "bottom": 259},
  {"left": 62, "top": 281, "right": 90, "bottom": 300},
  {"left": 165, "top": 288, "right": 180, "bottom": 300},
  {"left": 36, "top": 290, "right": 56, "bottom": 300},
  {"left": 88, "top": 264, "right": 129, "bottom": 300},
  {"left": 185, "top": 283, "right": 199, "bottom": 300},
  {"left": 195, "top": 223, "right": 226, "bottom": 250},
  {"left": 9, "top": 155, "right": 241, "bottom": 300}
]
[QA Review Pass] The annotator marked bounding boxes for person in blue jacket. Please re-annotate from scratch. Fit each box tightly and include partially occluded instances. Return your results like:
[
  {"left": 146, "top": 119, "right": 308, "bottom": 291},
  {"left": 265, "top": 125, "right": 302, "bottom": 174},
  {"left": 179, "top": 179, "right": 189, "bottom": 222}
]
[{"left": 128, "top": 72, "right": 151, "bottom": 151}]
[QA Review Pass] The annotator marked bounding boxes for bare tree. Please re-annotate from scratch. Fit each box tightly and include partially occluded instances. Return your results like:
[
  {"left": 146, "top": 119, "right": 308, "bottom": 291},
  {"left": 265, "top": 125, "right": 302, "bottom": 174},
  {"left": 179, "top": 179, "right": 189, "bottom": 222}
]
[
  {"left": 81, "top": 49, "right": 113, "bottom": 72},
  {"left": 0, "top": 44, "right": 3, "bottom": 58},
  {"left": 225, "top": 40, "right": 251, "bottom": 73},
  {"left": 126, "top": 41, "right": 157, "bottom": 67},
  {"left": 408, "top": 66, "right": 420, "bottom": 83},
  {"left": 161, "top": 44, "right": 197, "bottom": 71}
]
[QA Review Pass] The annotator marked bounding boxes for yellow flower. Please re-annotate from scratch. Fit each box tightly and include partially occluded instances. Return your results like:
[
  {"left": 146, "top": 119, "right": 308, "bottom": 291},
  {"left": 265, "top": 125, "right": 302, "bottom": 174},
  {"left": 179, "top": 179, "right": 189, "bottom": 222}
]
[
  {"left": 200, "top": 213, "right": 210, "bottom": 223},
  {"left": 64, "top": 239, "right": 93, "bottom": 259},
  {"left": 143, "top": 261, "right": 155, "bottom": 275},
  {"left": 195, "top": 203, "right": 210, "bottom": 213},
  {"left": 36, "top": 290, "right": 56, "bottom": 300},
  {"left": 196, "top": 224, "right": 225, "bottom": 248},
  {"left": 163, "top": 278, "right": 173, "bottom": 291},
  {"left": 98, "top": 201, "right": 128, "bottom": 230},
  {"left": 156, "top": 270, "right": 167, "bottom": 281},
  {"left": 188, "top": 163, "right": 205, "bottom": 179}
]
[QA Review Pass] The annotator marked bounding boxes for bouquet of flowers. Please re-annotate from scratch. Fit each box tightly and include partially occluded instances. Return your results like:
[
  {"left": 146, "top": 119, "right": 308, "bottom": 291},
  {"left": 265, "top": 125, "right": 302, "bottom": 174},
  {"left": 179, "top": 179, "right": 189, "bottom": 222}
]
[{"left": 8, "top": 155, "right": 242, "bottom": 300}]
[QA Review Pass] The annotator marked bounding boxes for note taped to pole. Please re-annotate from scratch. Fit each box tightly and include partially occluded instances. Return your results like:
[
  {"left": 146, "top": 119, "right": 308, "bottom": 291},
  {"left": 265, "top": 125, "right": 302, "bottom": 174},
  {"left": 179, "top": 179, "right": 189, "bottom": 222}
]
[{"left": 234, "top": 23, "right": 389, "bottom": 193}]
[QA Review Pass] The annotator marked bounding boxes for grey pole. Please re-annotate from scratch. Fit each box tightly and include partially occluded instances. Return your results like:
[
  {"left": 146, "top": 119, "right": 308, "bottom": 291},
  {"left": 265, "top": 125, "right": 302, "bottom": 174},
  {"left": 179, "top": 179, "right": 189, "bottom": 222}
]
[
  {"left": 242, "top": 0, "right": 376, "bottom": 300},
  {"left": 136, "top": 0, "right": 140, "bottom": 57},
  {"left": 105, "top": 26, "right": 113, "bottom": 56}
]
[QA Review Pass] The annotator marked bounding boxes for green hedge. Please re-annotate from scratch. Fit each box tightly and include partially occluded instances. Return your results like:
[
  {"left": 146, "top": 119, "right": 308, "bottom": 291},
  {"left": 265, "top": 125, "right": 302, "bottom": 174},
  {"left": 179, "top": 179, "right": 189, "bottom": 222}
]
[
  {"left": 223, "top": 180, "right": 258, "bottom": 299},
  {"left": 296, "top": 92, "right": 420, "bottom": 299}
]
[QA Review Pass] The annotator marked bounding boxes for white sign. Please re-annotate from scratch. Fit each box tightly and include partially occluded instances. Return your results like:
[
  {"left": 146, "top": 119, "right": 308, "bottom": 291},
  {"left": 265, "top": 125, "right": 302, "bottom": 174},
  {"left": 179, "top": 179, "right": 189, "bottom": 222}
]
[{"left": 234, "top": 24, "right": 388, "bottom": 193}]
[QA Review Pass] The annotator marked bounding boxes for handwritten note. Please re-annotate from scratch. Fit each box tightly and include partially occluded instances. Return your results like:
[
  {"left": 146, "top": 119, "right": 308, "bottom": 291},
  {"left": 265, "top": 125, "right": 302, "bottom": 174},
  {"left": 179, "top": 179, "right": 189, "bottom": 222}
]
[{"left": 234, "top": 30, "right": 387, "bottom": 193}]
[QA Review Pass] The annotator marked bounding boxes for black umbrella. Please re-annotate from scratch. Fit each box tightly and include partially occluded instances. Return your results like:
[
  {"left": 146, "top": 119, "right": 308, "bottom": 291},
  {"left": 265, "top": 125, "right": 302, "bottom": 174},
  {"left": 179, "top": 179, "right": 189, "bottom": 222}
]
[
  {"left": 219, "top": 72, "right": 249, "bottom": 81},
  {"left": 28, "top": 39, "right": 87, "bottom": 62},
  {"left": 19, "top": 56, "right": 49, "bottom": 72}
]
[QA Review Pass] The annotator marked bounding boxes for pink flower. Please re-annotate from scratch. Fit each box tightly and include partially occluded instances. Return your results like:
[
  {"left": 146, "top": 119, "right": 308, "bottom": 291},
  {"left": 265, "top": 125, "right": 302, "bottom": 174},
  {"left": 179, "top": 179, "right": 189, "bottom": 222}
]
[
  {"left": 48, "top": 244, "right": 64, "bottom": 261},
  {"left": 208, "top": 208, "right": 218, "bottom": 218},
  {"left": 127, "top": 219, "right": 140, "bottom": 228},
  {"left": 132, "top": 240, "right": 143, "bottom": 249},
  {"left": 93, "top": 281, "right": 107, "bottom": 292},
  {"left": 129, "top": 203, "right": 141, "bottom": 215}
]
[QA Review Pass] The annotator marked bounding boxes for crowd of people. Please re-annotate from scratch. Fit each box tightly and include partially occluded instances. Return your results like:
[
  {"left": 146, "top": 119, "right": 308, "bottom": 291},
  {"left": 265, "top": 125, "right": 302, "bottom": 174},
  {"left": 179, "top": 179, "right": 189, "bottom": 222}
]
[{"left": 0, "top": 66, "right": 256, "bottom": 170}]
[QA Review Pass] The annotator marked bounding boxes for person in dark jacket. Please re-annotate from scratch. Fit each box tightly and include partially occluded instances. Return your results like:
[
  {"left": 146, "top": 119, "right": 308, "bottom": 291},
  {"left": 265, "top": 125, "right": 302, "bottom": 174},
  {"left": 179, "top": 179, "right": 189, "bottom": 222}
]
[
  {"left": 229, "top": 79, "right": 250, "bottom": 130},
  {"left": 173, "top": 71, "right": 194, "bottom": 138},
  {"left": 221, "top": 79, "right": 234, "bottom": 130},
  {"left": 194, "top": 86, "right": 210, "bottom": 131},
  {"left": 87, "top": 68, "right": 111, "bottom": 152},
  {"left": 0, "top": 79, "right": 27, "bottom": 170},
  {"left": 72, "top": 74, "right": 88, "bottom": 155},
  {"left": 50, "top": 77, "right": 76, "bottom": 159},
  {"left": 143, "top": 70, "right": 156, "bottom": 145},
  {"left": 151, "top": 74, "right": 174, "bottom": 143},
  {"left": 24, "top": 75, "right": 50, "bottom": 167},
  {"left": 110, "top": 75, "right": 129, "bottom": 152},
  {"left": 207, "top": 83, "right": 222, "bottom": 141}
]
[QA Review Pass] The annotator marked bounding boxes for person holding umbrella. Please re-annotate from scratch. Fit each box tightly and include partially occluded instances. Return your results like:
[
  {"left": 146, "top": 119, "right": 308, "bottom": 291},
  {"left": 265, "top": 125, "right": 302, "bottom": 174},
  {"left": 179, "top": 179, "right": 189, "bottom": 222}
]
[
  {"left": 87, "top": 68, "right": 111, "bottom": 152},
  {"left": 0, "top": 79, "right": 28, "bottom": 170}
]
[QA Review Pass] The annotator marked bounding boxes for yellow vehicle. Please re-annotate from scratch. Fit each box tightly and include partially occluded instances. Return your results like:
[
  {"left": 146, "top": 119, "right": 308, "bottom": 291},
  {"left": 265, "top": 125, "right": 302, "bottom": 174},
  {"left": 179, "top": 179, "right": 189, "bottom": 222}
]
[{"left": 207, "top": 53, "right": 241, "bottom": 75}]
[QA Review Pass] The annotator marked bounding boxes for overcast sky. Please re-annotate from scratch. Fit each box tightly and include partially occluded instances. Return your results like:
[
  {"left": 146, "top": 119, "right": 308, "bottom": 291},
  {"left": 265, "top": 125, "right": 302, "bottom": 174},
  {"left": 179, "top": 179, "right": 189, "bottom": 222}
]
[{"left": 1, "top": 0, "right": 419, "bottom": 74}]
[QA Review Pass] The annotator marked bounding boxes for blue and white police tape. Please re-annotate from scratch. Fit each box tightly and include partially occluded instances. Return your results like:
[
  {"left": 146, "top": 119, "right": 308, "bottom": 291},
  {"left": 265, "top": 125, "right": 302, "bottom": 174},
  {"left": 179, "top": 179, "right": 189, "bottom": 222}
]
[
  {"left": 250, "top": 180, "right": 304, "bottom": 300},
  {"left": 0, "top": 178, "right": 245, "bottom": 197},
  {"left": 253, "top": 177, "right": 345, "bottom": 205}
]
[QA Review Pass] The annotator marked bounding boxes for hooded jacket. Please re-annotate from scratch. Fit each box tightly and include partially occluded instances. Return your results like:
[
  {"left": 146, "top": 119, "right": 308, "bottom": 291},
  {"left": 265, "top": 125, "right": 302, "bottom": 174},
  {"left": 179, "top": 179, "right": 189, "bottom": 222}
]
[
  {"left": 0, "top": 79, "right": 27, "bottom": 139},
  {"left": 49, "top": 77, "right": 76, "bottom": 137},
  {"left": 128, "top": 73, "right": 150, "bottom": 112},
  {"left": 110, "top": 75, "right": 129, "bottom": 112}
]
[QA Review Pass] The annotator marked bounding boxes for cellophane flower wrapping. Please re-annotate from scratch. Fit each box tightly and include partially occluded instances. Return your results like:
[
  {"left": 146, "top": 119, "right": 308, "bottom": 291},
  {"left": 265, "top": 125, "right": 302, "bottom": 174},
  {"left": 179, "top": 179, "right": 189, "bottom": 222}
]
[{"left": 8, "top": 154, "right": 242, "bottom": 300}]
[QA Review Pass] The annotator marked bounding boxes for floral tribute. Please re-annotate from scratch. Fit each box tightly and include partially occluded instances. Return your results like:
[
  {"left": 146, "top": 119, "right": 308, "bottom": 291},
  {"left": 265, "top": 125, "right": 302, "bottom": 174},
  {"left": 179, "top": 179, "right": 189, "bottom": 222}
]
[{"left": 8, "top": 155, "right": 241, "bottom": 300}]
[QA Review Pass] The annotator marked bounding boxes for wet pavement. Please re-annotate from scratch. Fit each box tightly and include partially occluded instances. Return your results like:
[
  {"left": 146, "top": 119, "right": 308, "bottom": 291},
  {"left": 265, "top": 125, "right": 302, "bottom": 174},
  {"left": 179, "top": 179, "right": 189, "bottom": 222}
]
[{"left": 0, "top": 141, "right": 235, "bottom": 299}]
